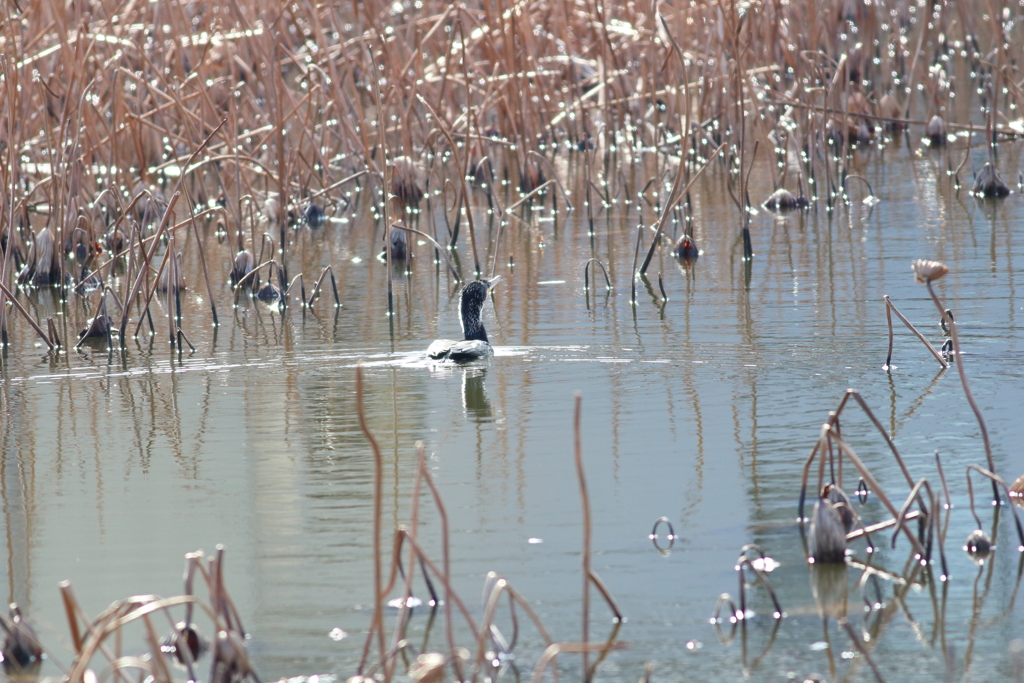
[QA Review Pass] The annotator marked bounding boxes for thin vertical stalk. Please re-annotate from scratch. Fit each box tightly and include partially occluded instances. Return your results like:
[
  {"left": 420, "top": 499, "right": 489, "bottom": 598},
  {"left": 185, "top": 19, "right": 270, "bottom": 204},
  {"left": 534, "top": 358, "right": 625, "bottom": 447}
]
[
  {"left": 573, "top": 392, "right": 592, "bottom": 680},
  {"left": 355, "top": 367, "right": 386, "bottom": 672},
  {"left": 368, "top": 46, "right": 394, "bottom": 319}
]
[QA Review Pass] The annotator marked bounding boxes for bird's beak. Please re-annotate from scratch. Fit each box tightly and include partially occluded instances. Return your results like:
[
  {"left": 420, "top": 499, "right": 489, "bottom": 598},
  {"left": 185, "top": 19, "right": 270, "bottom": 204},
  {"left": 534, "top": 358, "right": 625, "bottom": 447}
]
[{"left": 486, "top": 275, "right": 502, "bottom": 290}]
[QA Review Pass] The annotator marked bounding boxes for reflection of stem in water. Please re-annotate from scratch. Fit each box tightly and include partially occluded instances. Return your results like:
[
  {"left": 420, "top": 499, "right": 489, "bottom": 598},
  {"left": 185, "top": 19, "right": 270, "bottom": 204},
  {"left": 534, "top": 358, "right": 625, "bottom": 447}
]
[
  {"left": 980, "top": 553, "right": 1024, "bottom": 627},
  {"left": 820, "top": 612, "right": 837, "bottom": 680},
  {"left": 888, "top": 370, "right": 897, "bottom": 435},
  {"left": 839, "top": 618, "right": 885, "bottom": 683},
  {"left": 889, "top": 367, "right": 945, "bottom": 440},
  {"left": 852, "top": 558, "right": 927, "bottom": 681},
  {"left": 677, "top": 270, "right": 704, "bottom": 525},
  {"left": 1, "top": 386, "right": 32, "bottom": 609},
  {"left": 739, "top": 616, "right": 781, "bottom": 677},
  {"left": 392, "top": 368, "right": 400, "bottom": 529},
  {"left": 639, "top": 274, "right": 666, "bottom": 319},
  {"left": 585, "top": 620, "right": 623, "bottom": 682},
  {"left": 963, "top": 505, "right": 1000, "bottom": 675}
]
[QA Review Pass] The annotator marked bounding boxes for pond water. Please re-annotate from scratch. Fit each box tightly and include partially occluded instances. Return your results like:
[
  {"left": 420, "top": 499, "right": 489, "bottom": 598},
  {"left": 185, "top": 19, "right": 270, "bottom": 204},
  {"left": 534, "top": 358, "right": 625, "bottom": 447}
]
[{"left": 3, "top": 137, "right": 1024, "bottom": 682}]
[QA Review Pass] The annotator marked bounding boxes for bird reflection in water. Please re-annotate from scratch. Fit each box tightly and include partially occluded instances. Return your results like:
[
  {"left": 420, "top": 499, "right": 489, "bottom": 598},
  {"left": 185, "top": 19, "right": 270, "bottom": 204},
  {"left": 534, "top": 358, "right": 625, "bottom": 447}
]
[{"left": 462, "top": 367, "right": 493, "bottom": 422}]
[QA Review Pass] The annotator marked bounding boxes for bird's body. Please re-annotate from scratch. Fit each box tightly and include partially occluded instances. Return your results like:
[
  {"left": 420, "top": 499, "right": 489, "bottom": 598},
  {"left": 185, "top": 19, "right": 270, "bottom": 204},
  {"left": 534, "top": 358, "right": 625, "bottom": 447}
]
[
  {"left": 428, "top": 277, "right": 500, "bottom": 362},
  {"left": 304, "top": 200, "right": 326, "bottom": 229},
  {"left": 427, "top": 338, "right": 493, "bottom": 361},
  {"left": 389, "top": 226, "right": 407, "bottom": 260}
]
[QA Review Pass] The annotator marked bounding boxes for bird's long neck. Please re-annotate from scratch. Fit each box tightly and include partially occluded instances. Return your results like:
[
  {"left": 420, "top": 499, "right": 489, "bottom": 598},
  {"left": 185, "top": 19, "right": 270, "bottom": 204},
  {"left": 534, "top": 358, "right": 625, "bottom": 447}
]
[{"left": 461, "top": 301, "right": 488, "bottom": 342}]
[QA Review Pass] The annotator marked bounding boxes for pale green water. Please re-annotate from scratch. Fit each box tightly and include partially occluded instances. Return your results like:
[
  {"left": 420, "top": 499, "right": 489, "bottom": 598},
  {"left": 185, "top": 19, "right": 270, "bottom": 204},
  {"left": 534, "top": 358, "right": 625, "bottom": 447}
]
[{"left": 2, "top": 139, "right": 1024, "bottom": 682}]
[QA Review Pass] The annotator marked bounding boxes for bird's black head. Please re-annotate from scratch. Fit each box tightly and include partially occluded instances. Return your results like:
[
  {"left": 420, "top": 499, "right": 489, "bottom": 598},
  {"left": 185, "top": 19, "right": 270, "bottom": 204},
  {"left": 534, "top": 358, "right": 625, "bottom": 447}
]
[
  {"left": 460, "top": 281, "right": 490, "bottom": 342},
  {"left": 460, "top": 279, "right": 499, "bottom": 342}
]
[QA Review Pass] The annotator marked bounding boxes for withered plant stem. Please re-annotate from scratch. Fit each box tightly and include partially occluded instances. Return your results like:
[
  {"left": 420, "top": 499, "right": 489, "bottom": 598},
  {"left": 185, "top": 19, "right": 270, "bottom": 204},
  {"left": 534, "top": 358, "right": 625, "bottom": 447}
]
[
  {"left": 231, "top": 260, "right": 280, "bottom": 306},
  {"left": 182, "top": 188, "right": 218, "bottom": 326},
  {"left": 416, "top": 439, "right": 463, "bottom": 682},
  {"left": 417, "top": 94, "right": 481, "bottom": 275},
  {"left": 583, "top": 258, "right": 612, "bottom": 291},
  {"left": 798, "top": 389, "right": 919, "bottom": 520},
  {"left": 0, "top": 282, "right": 55, "bottom": 350},
  {"left": 630, "top": 225, "right": 642, "bottom": 305},
  {"left": 385, "top": 441, "right": 429, "bottom": 680},
  {"left": 119, "top": 192, "right": 181, "bottom": 346},
  {"left": 883, "top": 296, "right": 947, "bottom": 369},
  {"left": 967, "top": 465, "right": 1024, "bottom": 549},
  {"left": 355, "top": 366, "right": 387, "bottom": 674},
  {"left": 825, "top": 426, "right": 927, "bottom": 558},
  {"left": 368, "top": 46, "right": 395, "bottom": 320},
  {"left": 60, "top": 581, "right": 84, "bottom": 654},
  {"left": 306, "top": 266, "right": 342, "bottom": 309},
  {"left": 572, "top": 393, "right": 593, "bottom": 680},
  {"left": 925, "top": 282, "right": 998, "bottom": 503}
]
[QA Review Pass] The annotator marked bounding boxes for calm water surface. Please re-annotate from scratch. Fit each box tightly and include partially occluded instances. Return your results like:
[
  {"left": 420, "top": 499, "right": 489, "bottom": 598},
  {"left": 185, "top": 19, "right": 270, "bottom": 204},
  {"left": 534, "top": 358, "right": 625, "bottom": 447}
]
[{"left": 2, "top": 139, "right": 1024, "bottom": 682}]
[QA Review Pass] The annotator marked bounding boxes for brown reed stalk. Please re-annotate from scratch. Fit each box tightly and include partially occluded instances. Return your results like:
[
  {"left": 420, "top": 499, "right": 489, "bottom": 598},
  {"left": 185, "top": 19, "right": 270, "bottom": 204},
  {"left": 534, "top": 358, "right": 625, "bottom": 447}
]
[
  {"left": 383, "top": 441, "right": 430, "bottom": 680},
  {"left": 60, "top": 581, "right": 84, "bottom": 654},
  {"left": 119, "top": 192, "right": 180, "bottom": 344},
  {"left": 503, "top": 179, "right": 558, "bottom": 213},
  {"left": 355, "top": 366, "right": 386, "bottom": 674},
  {"left": 526, "top": 151, "right": 574, "bottom": 209},
  {"left": 934, "top": 452, "right": 953, "bottom": 554},
  {"left": 367, "top": 46, "right": 395, "bottom": 320},
  {"left": 889, "top": 478, "right": 945, "bottom": 576},
  {"left": 573, "top": 392, "right": 592, "bottom": 678},
  {"left": 883, "top": 295, "right": 948, "bottom": 369},
  {"left": 417, "top": 94, "right": 481, "bottom": 275},
  {"left": 921, "top": 271, "right": 999, "bottom": 502},
  {"left": 415, "top": 440, "right": 463, "bottom": 681},
  {"left": 471, "top": 574, "right": 560, "bottom": 683},
  {"left": 182, "top": 189, "right": 218, "bottom": 326},
  {"left": 231, "top": 260, "right": 279, "bottom": 305},
  {"left": 0, "top": 283, "right": 55, "bottom": 350},
  {"left": 133, "top": 240, "right": 175, "bottom": 341}
]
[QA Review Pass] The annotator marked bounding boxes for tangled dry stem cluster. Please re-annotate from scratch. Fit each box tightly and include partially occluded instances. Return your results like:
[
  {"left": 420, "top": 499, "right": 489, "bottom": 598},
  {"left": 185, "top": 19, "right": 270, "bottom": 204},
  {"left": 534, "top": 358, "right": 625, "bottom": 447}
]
[{"left": 0, "top": 0, "right": 1021, "bottom": 351}]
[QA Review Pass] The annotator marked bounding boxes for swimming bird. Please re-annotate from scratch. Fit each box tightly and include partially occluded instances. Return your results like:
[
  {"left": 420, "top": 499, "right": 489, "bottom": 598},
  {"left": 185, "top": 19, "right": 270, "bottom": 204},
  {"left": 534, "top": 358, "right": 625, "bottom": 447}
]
[
  {"left": 303, "top": 199, "right": 326, "bottom": 229},
  {"left": 673, "top": 234, "right": 699, "bottom": 260},
  {"left": 388, "top": 225, "right": 407, "bottom": 261},
  {"left": 427, "top": 277, "right": 501, "bottom": 362}
]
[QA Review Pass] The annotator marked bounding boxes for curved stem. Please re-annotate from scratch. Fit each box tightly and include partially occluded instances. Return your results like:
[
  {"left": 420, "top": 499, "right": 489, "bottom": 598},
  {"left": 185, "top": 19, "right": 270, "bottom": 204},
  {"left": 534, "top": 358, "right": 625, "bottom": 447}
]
[{"left": 925, "top": 282, "right": 998, "bottom": 503}]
